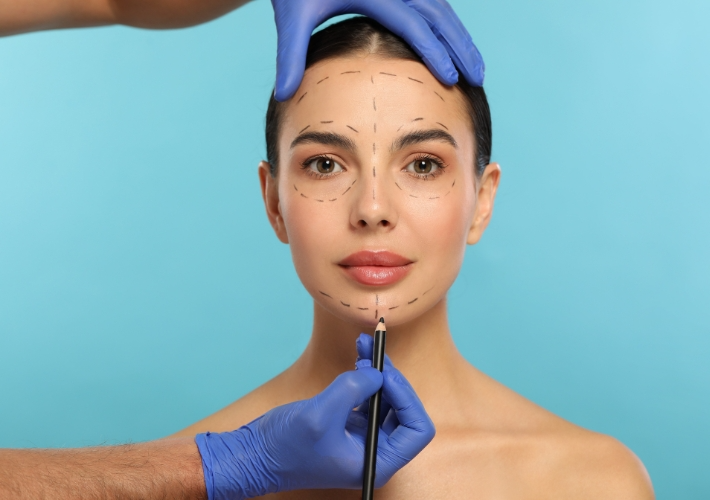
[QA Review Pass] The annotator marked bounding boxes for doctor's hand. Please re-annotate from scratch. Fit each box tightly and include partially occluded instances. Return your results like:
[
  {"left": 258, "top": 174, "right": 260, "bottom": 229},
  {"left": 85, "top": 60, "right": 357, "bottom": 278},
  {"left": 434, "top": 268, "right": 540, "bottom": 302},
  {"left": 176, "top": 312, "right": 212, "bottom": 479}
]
[
  {"left": 195, "top": 335, "right": 435, "bottom": 500},
  {"left": 271, "top": 0, "right": 485, "bottom": 101}
]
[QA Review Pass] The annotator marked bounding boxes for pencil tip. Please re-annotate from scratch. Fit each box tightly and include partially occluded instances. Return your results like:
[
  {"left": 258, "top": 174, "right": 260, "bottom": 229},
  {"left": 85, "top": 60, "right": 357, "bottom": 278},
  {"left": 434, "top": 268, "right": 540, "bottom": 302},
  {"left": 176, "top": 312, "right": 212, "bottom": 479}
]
[{"left": 379, "top": 317, "right": 384, "bottom": 323}]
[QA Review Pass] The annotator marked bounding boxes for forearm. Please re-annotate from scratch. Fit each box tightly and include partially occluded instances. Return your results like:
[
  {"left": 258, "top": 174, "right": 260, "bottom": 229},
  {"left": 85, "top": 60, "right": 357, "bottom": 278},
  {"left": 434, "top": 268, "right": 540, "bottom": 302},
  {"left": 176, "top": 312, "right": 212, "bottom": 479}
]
[
  {"left": 0, "top": 0, "right": 252, "bottom": 37},
  {"left": 0, "top": 438, "right": 207, "bottom": 500}
]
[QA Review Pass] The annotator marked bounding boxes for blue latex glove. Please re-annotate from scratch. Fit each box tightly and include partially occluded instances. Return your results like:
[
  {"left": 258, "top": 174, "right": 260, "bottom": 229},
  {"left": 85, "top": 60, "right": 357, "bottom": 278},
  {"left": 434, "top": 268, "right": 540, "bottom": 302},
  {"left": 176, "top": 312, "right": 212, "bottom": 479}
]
[
  {"left": 195, "top": 334, "right": 435, "bottom": 499},
  {"left": 271, "top": 0, "right": 485, "bottom": 101}
]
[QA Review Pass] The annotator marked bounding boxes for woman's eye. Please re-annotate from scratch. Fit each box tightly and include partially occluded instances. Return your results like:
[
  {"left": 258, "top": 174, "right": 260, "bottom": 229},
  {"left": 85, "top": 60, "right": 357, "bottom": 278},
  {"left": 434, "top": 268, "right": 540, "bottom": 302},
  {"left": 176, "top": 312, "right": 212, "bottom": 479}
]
[
  {"left": 406, "top": 158, "right": 440, "bottom": 175},
  {"left": 307, "top": 157, "right": 343, "bottom": 175}
]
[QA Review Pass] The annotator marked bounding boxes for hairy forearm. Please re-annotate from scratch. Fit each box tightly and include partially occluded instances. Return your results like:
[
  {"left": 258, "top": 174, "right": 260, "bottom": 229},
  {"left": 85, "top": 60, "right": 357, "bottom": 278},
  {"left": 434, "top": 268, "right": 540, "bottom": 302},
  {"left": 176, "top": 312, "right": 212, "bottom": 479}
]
[
  {"left": 0, "top": 438, "right": 207, "bottom": 500},
  {"left": 0, "top": 0, "right": 252, "bottom": 37}
]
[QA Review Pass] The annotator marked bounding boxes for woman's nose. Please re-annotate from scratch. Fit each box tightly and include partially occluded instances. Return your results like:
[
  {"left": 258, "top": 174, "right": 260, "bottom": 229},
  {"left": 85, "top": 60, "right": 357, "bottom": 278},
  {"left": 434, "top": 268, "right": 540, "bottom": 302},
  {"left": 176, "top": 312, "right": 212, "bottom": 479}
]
[{"left": 349, "top": 166, "right": 398, "bottom": 231}]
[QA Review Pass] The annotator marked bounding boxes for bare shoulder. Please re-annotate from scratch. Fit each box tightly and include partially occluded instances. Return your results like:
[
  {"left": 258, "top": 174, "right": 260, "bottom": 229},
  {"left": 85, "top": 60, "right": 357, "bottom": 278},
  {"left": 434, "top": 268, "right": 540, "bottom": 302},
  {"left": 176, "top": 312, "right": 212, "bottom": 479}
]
[{"left": 542, "top": 426, "right": 654, "bottom": 500}]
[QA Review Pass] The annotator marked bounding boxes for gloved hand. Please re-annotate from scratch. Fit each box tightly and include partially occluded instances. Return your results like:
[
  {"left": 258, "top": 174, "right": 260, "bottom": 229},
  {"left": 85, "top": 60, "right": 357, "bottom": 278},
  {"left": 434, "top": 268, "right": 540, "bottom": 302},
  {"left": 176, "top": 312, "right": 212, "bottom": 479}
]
[
  {"left": 195, "top": 334, "right": 435, "bottom": 500},
  {"left": 271, "top": 0, "right": 485, "bottom": 101}
]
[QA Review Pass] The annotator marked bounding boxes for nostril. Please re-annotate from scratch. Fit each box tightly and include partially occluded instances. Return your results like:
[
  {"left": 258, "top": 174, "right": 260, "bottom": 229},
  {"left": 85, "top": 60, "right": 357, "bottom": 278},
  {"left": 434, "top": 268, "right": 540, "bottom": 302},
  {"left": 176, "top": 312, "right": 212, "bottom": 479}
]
[
  {"left": 380, "top": 220, "right": 390, "bottom": 227},
  {"left": 358, "top": 220, "right": 367, "bottom": 228}
]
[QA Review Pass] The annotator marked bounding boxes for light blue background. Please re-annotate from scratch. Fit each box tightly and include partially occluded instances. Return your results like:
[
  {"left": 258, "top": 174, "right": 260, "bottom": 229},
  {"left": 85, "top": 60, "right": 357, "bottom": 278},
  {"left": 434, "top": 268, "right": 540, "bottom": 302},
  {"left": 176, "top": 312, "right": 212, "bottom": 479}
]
[{"left": 1, "top": 0, "right": 708, "bottom": 496}]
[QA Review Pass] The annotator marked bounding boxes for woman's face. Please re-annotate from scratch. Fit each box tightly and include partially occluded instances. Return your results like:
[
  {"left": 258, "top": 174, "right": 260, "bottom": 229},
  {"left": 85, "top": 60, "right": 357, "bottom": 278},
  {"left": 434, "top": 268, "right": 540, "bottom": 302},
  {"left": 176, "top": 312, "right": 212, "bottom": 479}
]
[{"left": 260, "top": 55, "right": 499, "bottom": 328}]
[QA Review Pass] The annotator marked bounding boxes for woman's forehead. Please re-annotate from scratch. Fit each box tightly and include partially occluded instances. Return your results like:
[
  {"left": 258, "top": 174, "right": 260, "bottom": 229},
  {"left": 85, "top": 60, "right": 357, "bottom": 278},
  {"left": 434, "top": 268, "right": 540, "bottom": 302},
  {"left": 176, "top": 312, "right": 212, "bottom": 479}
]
[{"left": 282, "top": 56, "right": 471, "bottom": 139}]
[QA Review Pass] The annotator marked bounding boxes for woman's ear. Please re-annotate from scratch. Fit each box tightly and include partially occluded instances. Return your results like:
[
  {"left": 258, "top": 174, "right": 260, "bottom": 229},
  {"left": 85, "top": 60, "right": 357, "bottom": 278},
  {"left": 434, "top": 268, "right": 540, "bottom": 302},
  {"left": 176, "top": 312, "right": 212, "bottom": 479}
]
[
  {"left": 467, "top": 163, "right": 501, "bottom": 245},
  {"left": 258, "top": 161, "right": 289, "bottom": 244}
]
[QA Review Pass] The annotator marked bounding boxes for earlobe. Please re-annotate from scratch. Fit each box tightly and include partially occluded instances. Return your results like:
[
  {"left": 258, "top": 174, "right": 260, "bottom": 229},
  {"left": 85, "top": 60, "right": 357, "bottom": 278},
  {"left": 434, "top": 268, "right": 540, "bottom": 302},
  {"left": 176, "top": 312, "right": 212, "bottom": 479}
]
[
  {"left": 467, "top": 163, "right": 501, "bottom": 245},
  {"left": 258, "top": 161, "right": 289, "bottom": 244}
]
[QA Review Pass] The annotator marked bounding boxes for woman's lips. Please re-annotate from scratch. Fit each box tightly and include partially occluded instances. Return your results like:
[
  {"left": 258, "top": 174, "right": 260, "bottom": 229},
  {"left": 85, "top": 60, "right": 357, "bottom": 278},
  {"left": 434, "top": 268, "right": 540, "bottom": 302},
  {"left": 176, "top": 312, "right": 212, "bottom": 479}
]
[{"left": 338, "top": 251, "right": 413, "bottom": 286}]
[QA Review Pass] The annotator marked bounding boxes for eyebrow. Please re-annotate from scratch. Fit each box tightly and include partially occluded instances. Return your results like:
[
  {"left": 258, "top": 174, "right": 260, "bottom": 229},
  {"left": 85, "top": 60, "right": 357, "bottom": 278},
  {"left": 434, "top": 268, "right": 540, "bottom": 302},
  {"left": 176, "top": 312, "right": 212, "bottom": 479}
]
[
  {"left": 390, "top": 129, "right": 458, "bottom": 152},
  {"left": 290, "top": 131, "right": 357, "bottom": 152}
]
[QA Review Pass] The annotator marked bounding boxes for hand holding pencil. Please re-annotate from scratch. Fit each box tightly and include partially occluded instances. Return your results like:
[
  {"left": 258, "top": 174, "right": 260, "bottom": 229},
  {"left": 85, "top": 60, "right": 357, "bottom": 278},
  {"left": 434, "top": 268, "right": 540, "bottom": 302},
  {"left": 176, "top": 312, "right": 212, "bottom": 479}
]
[{"left": 195, "top": 332, "right": 435, "bottom": 500}]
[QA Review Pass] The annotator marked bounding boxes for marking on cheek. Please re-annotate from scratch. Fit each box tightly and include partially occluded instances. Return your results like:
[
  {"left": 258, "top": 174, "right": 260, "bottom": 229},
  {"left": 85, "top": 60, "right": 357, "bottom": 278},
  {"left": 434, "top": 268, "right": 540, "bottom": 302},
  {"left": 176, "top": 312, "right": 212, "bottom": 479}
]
[
  {"left": 409, "top": 194, "right": 419, "bottom": 198},
  {"left": 293, "top": 185, "right": 298, "bottom": 191},
  {"left": 321, "top": 120, "right": 334, "bottom": 124},
  {"left": 340, "top": 301, "right": 350, "bottom": 307},
  {"left": 434, "top": 91, "right": 445, "bottom": 102},
  {"left": 341, "top": 71, "right": 361, "bottom": 74},
  {"left": 319, "top": 291, "right": 333, "bottom": 299},
  {"left": 317, "top": 76, "right": 330, "bottom": 84},
  {"left": 395, "top": 182, "right": 402, "bottom": 190},
  {"left": 408, "top": 298, "right": 419, "bottom": 305},
  {"left": 342, "top": 186, "right": 352, "bottom": 195},
  {"left": 429, "top": 196, "right": 440, "bottom": 199},
  {"left": 444, "top": 190, "right": 451, "bottom": 197},
  {"left": 436, "top": 122, "right": 449, "bottom": 131},
  {"left": 299, "top": 125, "right": 310, "bottom": 134},
  {"left": 423, "top": 286, "right": 435, "bottom": 295},
  {"left": 357, "top": 307, "right": 369, "bottom": 311},
  {"left": 389, "top": 306, "right": 399, "bottom": 310},
  {"left": 300, "top": 193, "right": 308, "bottom": 199},
  {"left": 347, "top": 125, "right": 359, "bottom": 133},
  {"left": 373, "top": 98, "right": 377, "bottom": 111},
  {"left": 408, "top": 77, "right": 424, "bottom": 84},
  {"left": 297, "top": 92, "right": 308, "bottom": 104},
  {"left": 329, "top": 198, "right": 337, "bottom": 202},
  {"left": 380, "top": 72, "right": 397, "bottom": 77},
  {"left": 352, "top": 180, "right": 357, "bottom": 185},
  {"left": 413, "top": 117, "right": 424, "bottom": 122},
  {"left": 315, "top": 199, "right": 324, "bottom": 202},
  {"left": 452, "top": 180, "right": 456, "bottom": 187}
]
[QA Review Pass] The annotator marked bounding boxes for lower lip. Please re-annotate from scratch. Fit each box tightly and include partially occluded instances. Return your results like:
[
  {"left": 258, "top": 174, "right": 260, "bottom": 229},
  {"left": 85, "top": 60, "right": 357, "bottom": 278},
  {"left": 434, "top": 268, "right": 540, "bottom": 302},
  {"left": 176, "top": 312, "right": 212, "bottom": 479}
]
[{"left": 340, "top": 265, "right": 412, "bottom": 286}]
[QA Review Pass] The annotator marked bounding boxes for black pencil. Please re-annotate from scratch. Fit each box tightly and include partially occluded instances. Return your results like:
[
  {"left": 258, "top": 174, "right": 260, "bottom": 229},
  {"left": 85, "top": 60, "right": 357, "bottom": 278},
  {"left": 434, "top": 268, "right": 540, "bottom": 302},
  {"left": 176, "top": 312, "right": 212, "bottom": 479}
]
[{"left": 362, "top": 317, "right": 387, "bottom": 500}]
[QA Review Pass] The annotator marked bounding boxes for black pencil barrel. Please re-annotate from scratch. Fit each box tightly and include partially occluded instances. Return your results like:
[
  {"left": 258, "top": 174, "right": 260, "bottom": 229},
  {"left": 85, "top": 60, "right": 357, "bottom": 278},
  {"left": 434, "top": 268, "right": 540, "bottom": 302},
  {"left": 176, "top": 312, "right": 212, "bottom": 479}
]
[{"left": 362, "top": 328, "right": 386, "bottom": 500}]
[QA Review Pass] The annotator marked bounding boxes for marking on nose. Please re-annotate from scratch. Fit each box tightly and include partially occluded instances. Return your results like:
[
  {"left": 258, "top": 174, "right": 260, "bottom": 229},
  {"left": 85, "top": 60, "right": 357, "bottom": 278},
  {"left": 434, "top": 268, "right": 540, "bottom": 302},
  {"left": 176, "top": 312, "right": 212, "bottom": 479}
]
[
  {"left": 357, "top": 307, "right": 369, "bottom": 311},
  {"left": 373, "top": 143, "right": 376, "bottom": 154},
  {"left": 373, "top": 166, "right": 376, "bottom": 178},
  {"left": 374, "top": 123, "right": 377, "bottom": 133}
]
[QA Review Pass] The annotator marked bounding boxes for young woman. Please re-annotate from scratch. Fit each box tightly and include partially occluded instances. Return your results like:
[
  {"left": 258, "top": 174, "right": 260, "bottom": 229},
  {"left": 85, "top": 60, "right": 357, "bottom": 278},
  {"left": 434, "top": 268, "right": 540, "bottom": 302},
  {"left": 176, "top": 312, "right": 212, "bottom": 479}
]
[{"left": 176, "top": 17, "right": 654, "bottom": 499}]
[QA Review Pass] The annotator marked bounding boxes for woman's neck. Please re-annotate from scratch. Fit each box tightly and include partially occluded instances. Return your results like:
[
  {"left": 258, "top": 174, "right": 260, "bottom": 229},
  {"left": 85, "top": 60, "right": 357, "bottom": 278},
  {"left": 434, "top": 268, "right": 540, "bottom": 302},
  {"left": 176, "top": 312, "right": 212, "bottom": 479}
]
[{"left": 288, "top": 297, "right": 473, "bottom": 427}]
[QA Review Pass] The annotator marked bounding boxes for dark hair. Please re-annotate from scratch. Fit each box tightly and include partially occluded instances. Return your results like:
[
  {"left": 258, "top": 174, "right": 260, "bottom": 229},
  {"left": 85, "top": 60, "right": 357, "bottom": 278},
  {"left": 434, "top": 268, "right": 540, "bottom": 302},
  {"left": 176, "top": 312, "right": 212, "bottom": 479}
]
[{"left": 265, "top": 17, "right": 492, "bottom": 176}]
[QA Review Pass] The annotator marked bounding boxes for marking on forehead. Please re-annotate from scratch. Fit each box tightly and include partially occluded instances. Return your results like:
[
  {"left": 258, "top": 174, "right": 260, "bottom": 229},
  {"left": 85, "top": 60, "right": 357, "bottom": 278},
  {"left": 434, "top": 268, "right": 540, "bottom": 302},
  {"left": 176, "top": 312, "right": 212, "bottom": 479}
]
[
  {"left": 380, "top": 72, "right": 397, "bottom": 77},
  {"left": 300, "top": 193, "right": 308, "bottom": 198},
  {"left": 408, "top": 298, "right": 419, "bottom": 304},
  {"left": 341, "top": 71, "right": 361, "bottom": 74},
  {"left": 373, "top": 98, "right": 377, "bottom": 111},
  {"left": 357, "top": 307, "right": 369, "bottom": 311},
  {"left": 297, "top": 92, "right": 308, "bottom": 104},
  {"left": 412, "top": 117, "right": 424, "bottom": 122},
  {"left": 408, "top": 77, "right": 424, "bottom": 84},
  {"left": 341, "top": 301, "right": 350, "bottom": 307},
  {"left": 434, "top": 91, "right": 445, "bottom": 102},
  {"left": 436, "top": 122, "right": 449, "bottom": 131},
  {"left": 317, "top": 76, "right": 330, "bottom": 84},
  {"left": 298, "top": 125, "right": 311, "bottom": 134},
  {"left": 319, "top": 291, "right": 333, "bottom": 298},
  {"left": 395, "top": 182, "right": 402, "bottom": 190},
  {"left": 347, "top": 125, "right": 359, "bottom": 133},
  {"left": 320, "top": 121, "right": 333, "bottom": 124}
]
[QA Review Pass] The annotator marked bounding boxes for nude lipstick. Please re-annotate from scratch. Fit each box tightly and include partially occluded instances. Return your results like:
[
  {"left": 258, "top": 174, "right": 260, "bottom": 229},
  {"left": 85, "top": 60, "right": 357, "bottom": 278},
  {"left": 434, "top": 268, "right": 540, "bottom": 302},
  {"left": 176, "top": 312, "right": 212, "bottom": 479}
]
[{"left": 338, "top": 251, "right": 413, "bottom": 286}]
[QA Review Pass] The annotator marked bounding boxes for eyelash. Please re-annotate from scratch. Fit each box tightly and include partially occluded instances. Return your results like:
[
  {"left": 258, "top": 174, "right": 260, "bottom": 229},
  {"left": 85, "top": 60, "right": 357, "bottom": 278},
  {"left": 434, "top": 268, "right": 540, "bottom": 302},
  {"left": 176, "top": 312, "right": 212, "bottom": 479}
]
[
  {"left": 406, "top": 154, "right": 448, "bottom": 180},
  {"left": 300, "top": 154, "right": 344, "bottom": 179},
  {"left": 299, "top": 153, "right": 448, "bottom": 180}
]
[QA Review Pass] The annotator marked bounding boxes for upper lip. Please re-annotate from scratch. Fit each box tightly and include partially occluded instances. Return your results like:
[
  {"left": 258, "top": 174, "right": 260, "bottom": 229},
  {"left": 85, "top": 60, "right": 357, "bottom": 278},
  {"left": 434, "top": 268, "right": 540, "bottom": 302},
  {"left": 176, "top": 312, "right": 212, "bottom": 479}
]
[{"left": 338, "top": 251, "right": 413, "bottom": 267}]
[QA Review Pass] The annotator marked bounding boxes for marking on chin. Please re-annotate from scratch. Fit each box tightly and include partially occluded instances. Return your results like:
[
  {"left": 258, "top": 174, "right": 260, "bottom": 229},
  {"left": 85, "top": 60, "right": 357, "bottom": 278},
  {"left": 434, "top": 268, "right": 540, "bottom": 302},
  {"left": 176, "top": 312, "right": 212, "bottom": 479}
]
[
  {"left": 408, "top": 77, "right": 424, "bottom": 84},
  {"left": 388, "top": 306, "right": 399, "bottom": 310},
  {"left": 300, "top": 193, "right": 308, "bottom": 199},
  {"left": 357, "top": 307, "right": 369, "bottom": 311},
  {"left": 340, "top": 301, "right": 350, "bottom": 307},
  {"left": 408, "top": 298, "right": 419, "bottom": 305},
  {"left": 319, "top": 291, "right": 333, "bottom": 299}
]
